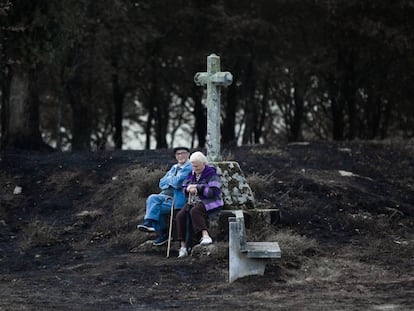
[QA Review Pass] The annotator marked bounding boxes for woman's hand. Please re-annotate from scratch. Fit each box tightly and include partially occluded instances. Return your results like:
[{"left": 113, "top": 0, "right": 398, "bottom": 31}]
[{"left": 186, "top": 184, "right": 198, "bottom": 194}]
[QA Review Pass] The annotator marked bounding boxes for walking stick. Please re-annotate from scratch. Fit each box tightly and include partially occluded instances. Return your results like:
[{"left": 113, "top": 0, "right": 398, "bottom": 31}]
[
  {"left": 166, "top": 198, "right": 175, "bottom": 258},
  {"left": 185, "top": 193, "right": 193, "bottom": 254}
]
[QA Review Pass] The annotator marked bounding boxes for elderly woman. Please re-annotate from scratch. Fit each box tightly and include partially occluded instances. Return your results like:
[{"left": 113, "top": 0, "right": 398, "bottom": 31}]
[{"left": 175, "top": 151, "right": 223, "bottom": 258}]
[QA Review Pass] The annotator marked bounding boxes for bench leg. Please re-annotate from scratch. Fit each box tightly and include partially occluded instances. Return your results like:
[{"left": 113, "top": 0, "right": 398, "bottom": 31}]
[{"left": 229, "top": 221, "right": 268, "bottom": 283}]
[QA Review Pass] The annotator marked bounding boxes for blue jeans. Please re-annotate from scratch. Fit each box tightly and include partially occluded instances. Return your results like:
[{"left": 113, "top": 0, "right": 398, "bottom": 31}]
[{"left": 145, "top": 194, "right": 173, "bottom": 233}]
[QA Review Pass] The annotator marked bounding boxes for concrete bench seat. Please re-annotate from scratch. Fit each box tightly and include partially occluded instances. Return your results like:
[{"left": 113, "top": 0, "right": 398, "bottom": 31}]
[
  {"left": 229, "top": 210, "right": 281, "bottom": 282},
  {"left": 244, "top": 241, "right": 281, "bottom": 258}
]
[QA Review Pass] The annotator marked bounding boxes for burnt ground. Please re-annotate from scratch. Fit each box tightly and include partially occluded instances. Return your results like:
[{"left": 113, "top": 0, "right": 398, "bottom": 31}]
[{"left": 0, "top": 140, "right": 413, "bottom": 310}]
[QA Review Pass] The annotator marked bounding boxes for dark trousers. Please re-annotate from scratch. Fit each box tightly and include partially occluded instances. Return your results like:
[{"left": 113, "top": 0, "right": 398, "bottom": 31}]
[{"left": 175, "top": 202, "right": 208, "bottom": 242}]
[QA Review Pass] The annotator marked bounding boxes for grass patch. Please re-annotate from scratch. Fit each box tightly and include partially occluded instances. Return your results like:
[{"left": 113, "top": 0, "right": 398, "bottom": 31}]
[
  {"left": 91, "top": 199, "right": 148, "bottom": 249},
  {"left": 249, "top": 148, "right": 289, "bottom": 157},
  {"left": 20, "top": 220, "right": 59, "bottom": 250},
  {"left": 251, "top": 228, "right": 319, "bottom": 272},
  {"left": 246, "top": 172, "right": 276, "bottom": 199},
  {"left": 131, "top": 167, "right": 166, "bottom": 198},
  {"left": 268, "top": 229, "right": 319, "bottom": 260}
]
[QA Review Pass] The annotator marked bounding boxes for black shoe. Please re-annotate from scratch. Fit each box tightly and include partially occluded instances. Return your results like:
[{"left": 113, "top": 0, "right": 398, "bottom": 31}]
[
  {"left": 137, "top": 220, "right": 155, "bottom": 232},
  {"left": 152, "top": 233, "right": 168, "bottom": 246}
]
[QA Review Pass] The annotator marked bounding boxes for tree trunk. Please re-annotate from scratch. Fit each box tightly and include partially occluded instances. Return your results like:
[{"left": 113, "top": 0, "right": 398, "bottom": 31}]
[
  {"left": 254, "top": 77, "right": 269, "bottom": 144},
  {"left": 343, "top": 63, "right": 357, "bottom": 139},
  {"left": 327, "top": 73, "right": 345, "bottom": 140},
  {"left": 154, "top": 78, "right": 169, "bottom": 149},
  {"left": 288, "top": 79, "right": 305, "bottom": 142},
  {"left": 222, "top": 83, "right": 237, "bottom": 146},
  {"left": 242, "top": 60, "right": 256, "bottom": 145},
  {"left": 1, "top": 68, "right": 10, "bottom": 141},
  {"left": 145, "top": 104, "right": 154, "bottom": 150},
  {"left": 192, "top": 87, "right": 206, "bottom": 148},
  {"left": 66, "top": 74, "right": 92, "bottom": 151},
  {"left": 155, "top": 96, "right": 168, "bottom": 149},
  {"left": 2, "top": 66, "right": 49, "bottom": 150},
  {"left": 112, "top": 71, "right": 124, "bottom": 149},
  {"left": 331, "top": 97, "right": 345, "bottom": 140}
]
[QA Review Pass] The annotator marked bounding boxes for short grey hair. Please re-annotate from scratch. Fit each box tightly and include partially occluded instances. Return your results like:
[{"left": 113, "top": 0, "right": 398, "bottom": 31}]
[{"left": 189, "top": 151, "right": 208, "bottom": 164}]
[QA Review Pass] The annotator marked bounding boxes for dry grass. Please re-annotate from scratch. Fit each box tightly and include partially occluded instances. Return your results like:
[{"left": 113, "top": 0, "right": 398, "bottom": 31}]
[
  {"left": 246, "top": 172, "right": 276, "bottom": 198},
  {"left": 76, "top": 165, "right": 166, "bottom": 249},
  {"left": 89, "top": 199, "right": 147, "bottom": 249},
  {"left": 246, "top": 224, "right": 319, "bottom": 274},
  {"left": 248, "top": 147, "right": 289, "bottom": 157},
  {"left": 20, "top": 220, "right": 59, "bottom": 250},
  {"left": 267, "top": 229, "right": 319, "bottom": 259},
  {"left": 131, "top": 167, "right": 166, "bottom": 198},
  {"left": 340, "top": 212, "right": 392, "bottom": 234},
  {"left": 221, "top": 150, "right": 236, "bottom": 161},
  {"left": 108, "top": 199, "right": 148, "bottom": 249}
]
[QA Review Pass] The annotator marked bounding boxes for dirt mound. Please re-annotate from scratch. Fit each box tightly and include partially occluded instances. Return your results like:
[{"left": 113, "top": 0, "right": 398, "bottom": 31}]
[{"left": 0, "top": 141, "right": 413, "bottom": 310}]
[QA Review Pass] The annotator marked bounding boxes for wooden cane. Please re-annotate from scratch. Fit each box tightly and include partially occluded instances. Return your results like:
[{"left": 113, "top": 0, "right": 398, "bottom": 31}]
[
  {"left": 185, "top": 193, "right": 193, "bottom": 253},
  {"left": 166, "top": 198, "right": 175, "bottom": 258}
]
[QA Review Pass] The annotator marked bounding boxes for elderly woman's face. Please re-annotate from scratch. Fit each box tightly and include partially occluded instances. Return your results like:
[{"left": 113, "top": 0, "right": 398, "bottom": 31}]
[{"left": 191, "top": 161, "right": 205, "bottom": 175}]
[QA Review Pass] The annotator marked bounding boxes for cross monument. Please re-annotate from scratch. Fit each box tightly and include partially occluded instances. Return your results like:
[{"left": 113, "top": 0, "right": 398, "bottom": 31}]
[{"left": 194, "top": 54, "right": 233, "bottom": 162}]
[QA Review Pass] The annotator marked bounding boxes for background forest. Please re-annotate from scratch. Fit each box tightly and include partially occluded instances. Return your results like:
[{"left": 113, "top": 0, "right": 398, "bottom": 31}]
[{"left": 1, "top": 0, "right": 413, "bottom": 151}]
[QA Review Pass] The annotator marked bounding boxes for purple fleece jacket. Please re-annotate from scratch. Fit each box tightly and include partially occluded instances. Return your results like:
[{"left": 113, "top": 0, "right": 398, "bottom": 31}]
[{"left": 182, "top": 165, "right": 224, "bottom": 212}]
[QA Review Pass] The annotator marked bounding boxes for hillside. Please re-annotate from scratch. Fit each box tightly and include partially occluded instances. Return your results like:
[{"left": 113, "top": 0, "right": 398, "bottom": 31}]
[{"left": 0, "top": 141, "right": 413, "bottom": 310}]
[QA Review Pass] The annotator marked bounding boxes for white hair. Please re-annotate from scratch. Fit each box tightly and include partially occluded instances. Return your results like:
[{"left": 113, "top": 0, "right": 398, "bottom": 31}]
[{"left": 189, "top": 151, "right": 208, "bottom": 164}]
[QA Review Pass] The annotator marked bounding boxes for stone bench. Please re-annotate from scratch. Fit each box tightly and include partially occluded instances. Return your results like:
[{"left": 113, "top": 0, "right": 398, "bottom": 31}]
[{"left": 228, "top": 210, "right": 281, "bottom": 283}]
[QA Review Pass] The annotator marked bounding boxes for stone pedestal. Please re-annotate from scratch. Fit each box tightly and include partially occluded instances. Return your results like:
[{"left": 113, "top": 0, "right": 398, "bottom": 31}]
[
  {"left": 211, "top": 161, "right": 255, "bottom": 210},
  {"left": 207, "top": 161, "right": 280, "bottom": 241}
]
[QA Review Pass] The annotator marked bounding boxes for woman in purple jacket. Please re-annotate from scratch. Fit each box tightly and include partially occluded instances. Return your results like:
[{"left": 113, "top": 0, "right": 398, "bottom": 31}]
[{"left": 175, "top": 151, "right": 223, "bottom": 258}]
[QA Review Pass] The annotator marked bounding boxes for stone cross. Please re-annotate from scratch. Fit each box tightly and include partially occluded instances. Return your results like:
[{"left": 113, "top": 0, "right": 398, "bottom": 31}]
[{"left": 194, "top": 54, "right": 233, "bottom": 162}]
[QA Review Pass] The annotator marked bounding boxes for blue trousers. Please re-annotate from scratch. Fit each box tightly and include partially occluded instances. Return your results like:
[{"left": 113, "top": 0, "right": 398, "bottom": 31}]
[{"left": 145, "top": 194, "right": 173, "bottom": 233}]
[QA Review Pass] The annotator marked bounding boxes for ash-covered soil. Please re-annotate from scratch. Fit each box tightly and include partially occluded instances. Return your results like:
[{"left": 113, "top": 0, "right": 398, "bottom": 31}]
[{"left": 0, "top": 141, "right": 413, "bottom": 310}]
